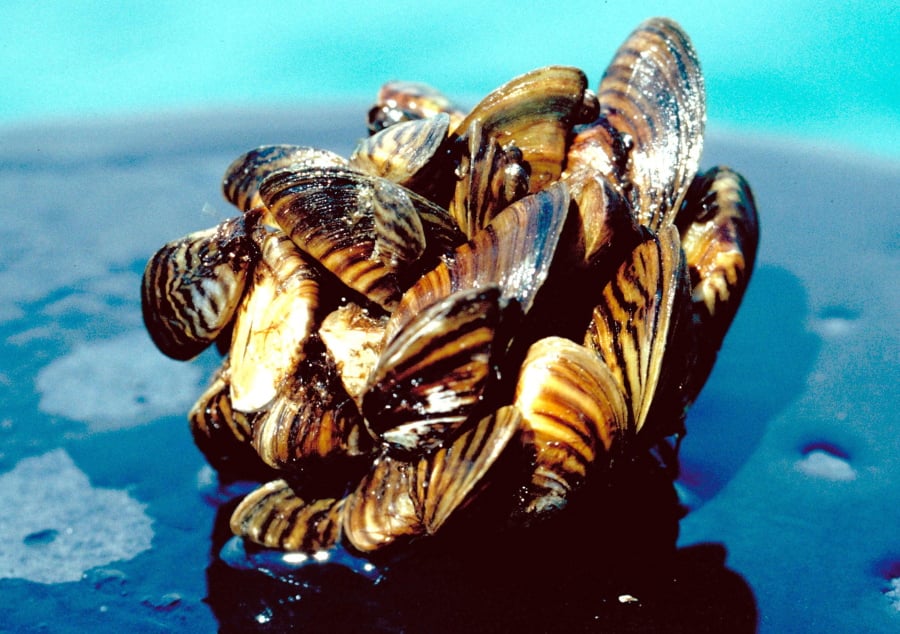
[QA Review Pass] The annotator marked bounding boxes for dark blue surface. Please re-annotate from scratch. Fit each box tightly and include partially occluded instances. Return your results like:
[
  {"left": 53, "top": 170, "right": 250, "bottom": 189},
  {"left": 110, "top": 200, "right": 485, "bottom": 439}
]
[{"left": 0, "top": 110, "right": 897, "bottom": 632}]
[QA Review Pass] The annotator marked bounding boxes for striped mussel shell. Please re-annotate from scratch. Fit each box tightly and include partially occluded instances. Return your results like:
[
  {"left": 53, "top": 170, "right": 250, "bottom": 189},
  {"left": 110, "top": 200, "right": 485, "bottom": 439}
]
[
  {"left": 343, "top": 406, "right": 519, "bottom": 552},
  {"left": 513, "top": 225, "right": 691, "bottom": 520},
  {"left": 139, "top": 16, "right": 763, "bottom": 562},
  {"left": 367, "top": 80, "right": 466, "bottom": 133},
  {"left": 349, "top": 113, "right": 452, "bottom": 189},
  {"left": 513, "top": 336, "right": 628, "bottom": 518},
  {"left": 231, "top": 405, "right": 519, "bottom": 554},
  {"left": 222, "top": 144, "right": 348, "bottom": 214},
  {"left": 230, "top": 479, "right": 346, "bottom": 553},
  {"left": 448, "top": 118, "right": 531, "bottom": 238},
  {"left": 385, "top": 181, "right": 570, "bottom": 342},
  {"left": 141, "top": 210, "right": 260, "bottom": 361},
  {"left": 188, "top": 364, "right": 276, "bottom": 482},
  {"left": 260, "top": 165, "right": 465, "bottom": 311},
  {"left": 584, "top": 224, "right": 692, "bottom": 437},
  {"left": 592, "top": 17, "right": 706, "bottom": 231},
  {"left": 452, "top": 65, "right": 597, "bottom": 193},
  {"left": 675, "top": 165, "right": 759, "bottom": 404},
  {"left": 228, "top": 228, "right": 320, "bottom": 413},
  {"left": 250, "top": 337, "right": 374, "bottom": 469},
  {"left": 362, "top": 286, "right": 503, "bottom": 451}
]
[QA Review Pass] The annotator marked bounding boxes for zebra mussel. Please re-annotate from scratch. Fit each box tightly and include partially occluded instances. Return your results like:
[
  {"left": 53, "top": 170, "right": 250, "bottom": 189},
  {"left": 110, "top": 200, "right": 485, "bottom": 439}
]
[{"left": 142, "top": 17, "right": 758, "bottom": 563}]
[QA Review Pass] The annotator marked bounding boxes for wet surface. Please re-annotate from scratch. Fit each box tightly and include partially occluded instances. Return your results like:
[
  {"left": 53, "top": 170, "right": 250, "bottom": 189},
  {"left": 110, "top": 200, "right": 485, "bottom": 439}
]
[{"left": 0, "top": 110, "right": 898, "bottom": 632}]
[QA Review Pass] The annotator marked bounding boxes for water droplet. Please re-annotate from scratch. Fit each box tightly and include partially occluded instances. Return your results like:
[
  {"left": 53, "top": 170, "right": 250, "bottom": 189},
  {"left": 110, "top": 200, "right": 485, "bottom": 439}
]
[
  {"left": 811, "top": 306, "right": 860, "bottom": 337},
  {"left": 23, "top": 528, "right": 58, "bottom": 547},
  {"left": 141, "top": 592, "right": 182, "bottom": 612},
  {"left": 796, "top": 443, "right": 856, "bottom": 481}
]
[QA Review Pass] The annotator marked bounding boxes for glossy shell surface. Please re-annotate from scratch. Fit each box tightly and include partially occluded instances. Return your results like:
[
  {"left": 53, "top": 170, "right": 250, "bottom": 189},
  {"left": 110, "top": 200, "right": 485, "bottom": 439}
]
[{"left": 141, "top": 16, "right": 759, "bottom": 563}]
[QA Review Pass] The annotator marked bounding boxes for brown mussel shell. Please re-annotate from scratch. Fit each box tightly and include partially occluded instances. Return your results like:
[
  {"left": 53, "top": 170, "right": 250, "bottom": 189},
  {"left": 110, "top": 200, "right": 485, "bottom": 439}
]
[
  {"left": 139, "top": 16, "right": 762, "bottom": 563},
  {"left": 595, "top": 17, "right": 706, "bottom": 231},
  {"left": 228, "top": 228, "right": 320, "bottom": 413},
  {"left": 676, "top": 165, "right": 759, "bottom": 404},
  {"left": 385, "top": 181, "right": 570, "bottom": 342},
  {"left": 367, "top": 80, "right": 466, "bottom": 133},
  {"left": 222, "top": 144, "right": 349, "bottom": 213},
  {"left": 260, "top": 165, "right": 464, "bottom": 311},
  {"left": 453, "top": 65, "right": 596, "bottom": 193},
  {"left": 141, "top": 210, "right": 260, "bottom": 361},
  {"left": 363, "top": 286, "right": 503, "bottom": 452},
  {"left": 350, "top": 113, "right": 452, "bottom": 189}
]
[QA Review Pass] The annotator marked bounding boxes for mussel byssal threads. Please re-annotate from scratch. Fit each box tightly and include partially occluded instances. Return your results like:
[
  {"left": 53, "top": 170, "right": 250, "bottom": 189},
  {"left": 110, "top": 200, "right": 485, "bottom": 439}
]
[{"left": 142, "top": 17, "right": 758, "bottom": 570}]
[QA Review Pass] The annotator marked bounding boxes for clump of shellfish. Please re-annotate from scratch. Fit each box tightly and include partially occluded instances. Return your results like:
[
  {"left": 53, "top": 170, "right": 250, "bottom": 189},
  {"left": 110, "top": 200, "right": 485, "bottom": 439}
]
[{"left": 142, "top": 17, "right": 758, "bottom": 563}]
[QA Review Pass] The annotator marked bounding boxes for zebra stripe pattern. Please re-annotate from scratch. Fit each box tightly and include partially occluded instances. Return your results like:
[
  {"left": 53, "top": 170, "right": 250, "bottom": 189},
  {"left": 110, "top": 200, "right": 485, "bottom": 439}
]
[
  {"left": 585, "top": 225, "right": 690, "bottom": 433},
  {"left": 449, "top": 118, "right": 530, "bottom": 239},
  {"left": 222, "top": 144, "right": 348, "bottom": 212},
  {"left": 350, "top": 113, "right": 450, "bottom": 186},
  {"left": 598, "top": 17, "right": 705, "bottom": 231},
  {"left": 453, "top": 65, "right": 593, "bottom": 193},
  {"left": 385, "top": 181, "right": 570, "bottom": 342},
  {"left": 141, "top": 213, "right": 257, "bottom": 361},
  {"left": 230, "top": 479, "right": 345, "bottom": 552},
  {"left": 363, "top": 286, "right": 501, "bottom": 451},
  {"left": 343, "top": 406, "right": 519, "bottom": 552},
  {"left": 515, "top": 336, "right": 629, "bottom": 517}
]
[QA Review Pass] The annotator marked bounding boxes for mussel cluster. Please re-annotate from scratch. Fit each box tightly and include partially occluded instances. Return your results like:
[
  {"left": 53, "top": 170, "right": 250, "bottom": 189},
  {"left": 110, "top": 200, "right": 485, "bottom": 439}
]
[{"left": 142, "top": 17, "right": 758, "bottom": 560}]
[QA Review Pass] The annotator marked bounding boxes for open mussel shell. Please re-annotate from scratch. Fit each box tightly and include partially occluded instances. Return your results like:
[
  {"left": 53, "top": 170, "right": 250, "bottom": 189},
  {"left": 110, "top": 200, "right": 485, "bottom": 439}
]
[
  {"left": 350, "top": 113, "right": 451, "bottom": 188},
  {"left": 318, "top": 302, "right": 389, "bottom": 407},
  {"left": 385, "top": 181, "right": 570, "bottom": 342},
  {"left": 363, "top": 286, "right": 503, "bottom": 452},
  {"left": 260, "top": 165, "right": 463, "bottom": 311},
  {"left": 584, "top": 224, "right": 691, "bottom": 436},
  {"left": 449, "top": 118, "right": 531, "bottom": 238},
  {"left": 141, "top": 211, "right": 259, "bottom": 361},
  {"left": 562, "top": 166, "right": 639, "bottom": 268},
  {"left": 454, "top": 65, "right": 595, "bottom": 193},
  {"left": 513, "top": 336, "right": 629, "bottom": 519},
  {"left": 343, "top": 406, "right": 520, "bottom": 553},
  {"left": 222, "top": 145, "right": 348, "bottom": 213},
  {"left": 676, "top": 165, "right": 759, "bottom": 402},
  {"left": 250, "top": 337, "right": 374, "bottom": 469},
  {"left": 595, "top": 17, "right": 706, "bottom": 231},
  {"left": 229, "top": 229, "right": 320, "bottom": 413},
  {"left": 367, "top": 80, "right": 466, "bottom": 133}
]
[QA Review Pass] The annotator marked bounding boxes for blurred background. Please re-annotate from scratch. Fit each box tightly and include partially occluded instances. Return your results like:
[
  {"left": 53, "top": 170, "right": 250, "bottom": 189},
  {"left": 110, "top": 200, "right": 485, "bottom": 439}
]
[{"left": 1, "top": 0, "right": 897, "bottom": 159}]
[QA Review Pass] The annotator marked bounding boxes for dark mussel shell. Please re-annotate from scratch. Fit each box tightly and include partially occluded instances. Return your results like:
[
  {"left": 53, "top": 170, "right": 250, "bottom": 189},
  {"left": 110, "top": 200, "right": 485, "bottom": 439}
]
[
  {"left": 385, "top": 181, "right": 570, "bottom": 342},
  {"left": 363, "top": 286, "right": 503, "bottom": 451},
  {"left": 676, "top": 165, "right": 759, "bottom": 404}
]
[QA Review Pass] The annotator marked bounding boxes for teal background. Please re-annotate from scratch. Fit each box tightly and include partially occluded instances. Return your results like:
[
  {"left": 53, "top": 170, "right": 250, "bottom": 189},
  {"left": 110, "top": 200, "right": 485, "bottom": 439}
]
[{"left": 1, "top": 0, "right": 897, "bottom": 159}]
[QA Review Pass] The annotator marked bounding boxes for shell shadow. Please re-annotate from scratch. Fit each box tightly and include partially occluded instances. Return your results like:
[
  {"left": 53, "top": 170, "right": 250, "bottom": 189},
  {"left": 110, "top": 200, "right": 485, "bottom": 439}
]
[
  {"left": 677, "top": 264, "right": 821, "bottom": 503},
  {"left": 206, "top": 452, "right": 757, "bottom": 633}
]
